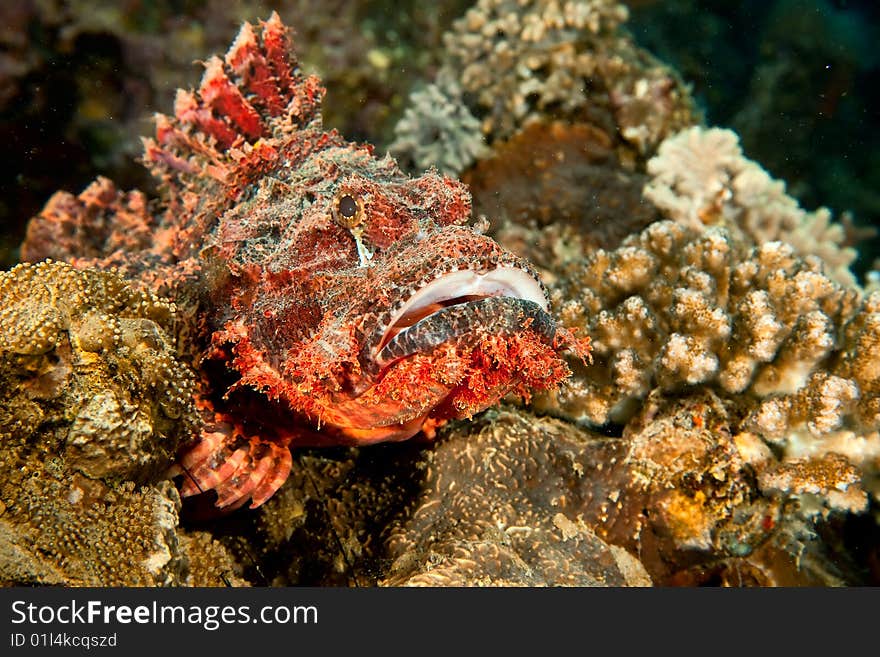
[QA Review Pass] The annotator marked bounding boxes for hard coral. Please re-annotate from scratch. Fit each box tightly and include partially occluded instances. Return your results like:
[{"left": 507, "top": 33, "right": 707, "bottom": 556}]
[
  {"left": 381, "top": 407, "right": 653, "bottom": 586},
  {"left": 644, "top": 126, "right": 861, "bottom": 287},
  {"left": 0, "top": 262, "right": 238, "bottom": 586},
  {"left": 533, "top": 217, "right": 879, "bottom": 532},
  {"left": 434, "top": 0, "right": 695, "bottom": 153},
  {"left": 381, "top": 404, "right": 847, "bottom": 585},
  {"left": 539, "top": 220, "right": 863, "bottom": 425},
  {"left": 0, "top": 261, "right": 195, "bottom": 482},
  {"left": 389, "top": 76, "right": 489, "bottom": 176}
]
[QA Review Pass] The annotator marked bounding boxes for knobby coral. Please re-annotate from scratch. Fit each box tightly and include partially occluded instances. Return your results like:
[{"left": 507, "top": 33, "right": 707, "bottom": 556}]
[
  {"left": 392, "top": 0, "right": 697, "bottom": 176},
  {"left": 534, "top": 218, "right": 879, "bottom": 522},
  {"left": 389, "top": 76, "right": 489, "bottom": 175},
  {"left": 644, "top": 126, "right": 860, "bottom": 287},
  {"left": 0, "top": 261, "right": 245, "bottom": 585}
]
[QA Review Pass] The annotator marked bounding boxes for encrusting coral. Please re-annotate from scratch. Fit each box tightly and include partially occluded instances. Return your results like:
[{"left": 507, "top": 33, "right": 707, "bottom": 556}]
[
  {"left": 0, "top": 260, "right": 195, "bottom": 479},
  {"left": 380, "top": 404, "right": 851, "bottom": 586},
  {"left": 0, "top": 261, "right": 244, "bottom": 585}
]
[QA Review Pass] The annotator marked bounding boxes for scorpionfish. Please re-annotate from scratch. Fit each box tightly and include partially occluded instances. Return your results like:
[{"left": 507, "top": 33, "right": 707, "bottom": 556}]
[{"left": 21, "top": 13, "right": 589, "bottom": 510}]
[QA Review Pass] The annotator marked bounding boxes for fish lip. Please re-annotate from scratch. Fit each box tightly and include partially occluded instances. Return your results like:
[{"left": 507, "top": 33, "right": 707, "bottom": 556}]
[
  {"left": 359, "top": 264, "right": 556, "bottom": 375},
  {"left": 375, "top": 295, "right": 557, "bottom": 369}
]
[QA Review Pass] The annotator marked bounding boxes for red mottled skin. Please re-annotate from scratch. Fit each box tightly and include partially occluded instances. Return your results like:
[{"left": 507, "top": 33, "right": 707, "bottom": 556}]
[{"left": 22, "top": 13, "right": 589, "bottom": 510}]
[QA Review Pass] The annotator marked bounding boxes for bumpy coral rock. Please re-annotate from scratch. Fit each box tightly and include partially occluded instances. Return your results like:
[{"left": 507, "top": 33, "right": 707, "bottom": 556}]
[
  {"left": 0, "top": 261, "right": 244, "bottom": 585},
  {"left": 395, "top": 0, "right": 696, "bottom": 172},
  {"left": 585, "top": 389, "right": 849, "bottom": 585},
  {"left": 0, "top": 261, "right": 196, "bottom": 480},
  {"left": 376, "top": 404, "right": 847, "bottom": 585},
  {"left": 0, "top": 474, "right": 245, "bottom": 586},
  {"left": 206, "top": 444, "right": 421, "bottom": 586},
  {"left": 644, "top": 126, "right": 861, "bottom": 287}
]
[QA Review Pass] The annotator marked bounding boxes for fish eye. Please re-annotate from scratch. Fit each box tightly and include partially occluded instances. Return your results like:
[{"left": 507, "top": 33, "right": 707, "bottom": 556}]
[{"left": 332, "top": 192, "right": 364, "bottom": 228}]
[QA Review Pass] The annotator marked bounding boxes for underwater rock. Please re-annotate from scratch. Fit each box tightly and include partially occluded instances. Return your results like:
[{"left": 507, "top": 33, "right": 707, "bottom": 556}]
[
  {"left": 3, "top": 5, "right": 876, "bottom": 588},
  {"left": 0, "top": 260, "right": 196, "bottom": 480}
]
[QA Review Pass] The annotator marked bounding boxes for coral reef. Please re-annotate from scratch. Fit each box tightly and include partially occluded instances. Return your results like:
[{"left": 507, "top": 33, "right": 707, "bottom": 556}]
[
  {"left": 607, "top": 392, "right": 856, "bottom": 585},
  {"left": 389, "top": 76, "right": 489, "bottom": 176},
  {"left": 380, "top": 405, "right": 851, "bottom": 585},
  {"left": 538, "top": 219, "right": 870, "bottom": 427},
  {"left": 531, "top": 217, "right": 879, "bottom": 559},
  {"left": 391, "top": 0, "right": 697, "bottom": 176},
  {"left": 3, "top": 3, "right": 878, "bottom": 587},
  {"left": 0, "top": 262, "right": 246, "bottom": 585},
  {"left": 644, "top": 126, "right": 862, "bottom": 287}
]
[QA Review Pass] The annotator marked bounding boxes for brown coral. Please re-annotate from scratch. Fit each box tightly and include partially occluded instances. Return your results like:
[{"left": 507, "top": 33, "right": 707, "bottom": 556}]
[
  {"left": 0, "top": 261, "right": 221, "bottom": 585},
  {"left": 461, "top": 121, "right": 661, "bottom": 270},
  {"left": 379, "top": 404, "right": 847, "bottom": 585},
  {"left": 0, "top": 261, "right": 195, "bottom": 480},
  {"left": 381, "top": 408, "right": 653, "bottom": 586}
]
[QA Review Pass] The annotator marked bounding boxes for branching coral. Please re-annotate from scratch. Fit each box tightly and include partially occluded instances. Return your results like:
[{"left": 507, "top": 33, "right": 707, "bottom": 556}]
[
  {"left": 644, "top": 126, "right": 860, "bottom": 287},
  {"left": 534, "top": 219, "right": 879, "bottom": 521},
  {"left": 389, "top": 76, "right": 489, "bottom": 176},
  {"left": 539, "top": 221, "right": 859, "bottom": 423}
]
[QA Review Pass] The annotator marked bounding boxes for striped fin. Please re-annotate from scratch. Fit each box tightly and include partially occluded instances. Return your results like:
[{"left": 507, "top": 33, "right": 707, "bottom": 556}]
[{"left": 144, "top": 11, "right": 325, "bottom": 181}]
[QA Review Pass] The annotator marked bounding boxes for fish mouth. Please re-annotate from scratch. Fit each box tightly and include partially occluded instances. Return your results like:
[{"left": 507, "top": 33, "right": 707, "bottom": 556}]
[{"left": 367, "top": 266, "right": 557, "bottom": 371}]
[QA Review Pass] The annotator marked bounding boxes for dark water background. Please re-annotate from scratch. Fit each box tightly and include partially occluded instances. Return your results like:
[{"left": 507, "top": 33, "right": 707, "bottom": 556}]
[{"left": 1, "top": 0, "right": 878, "bottom": 273}]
